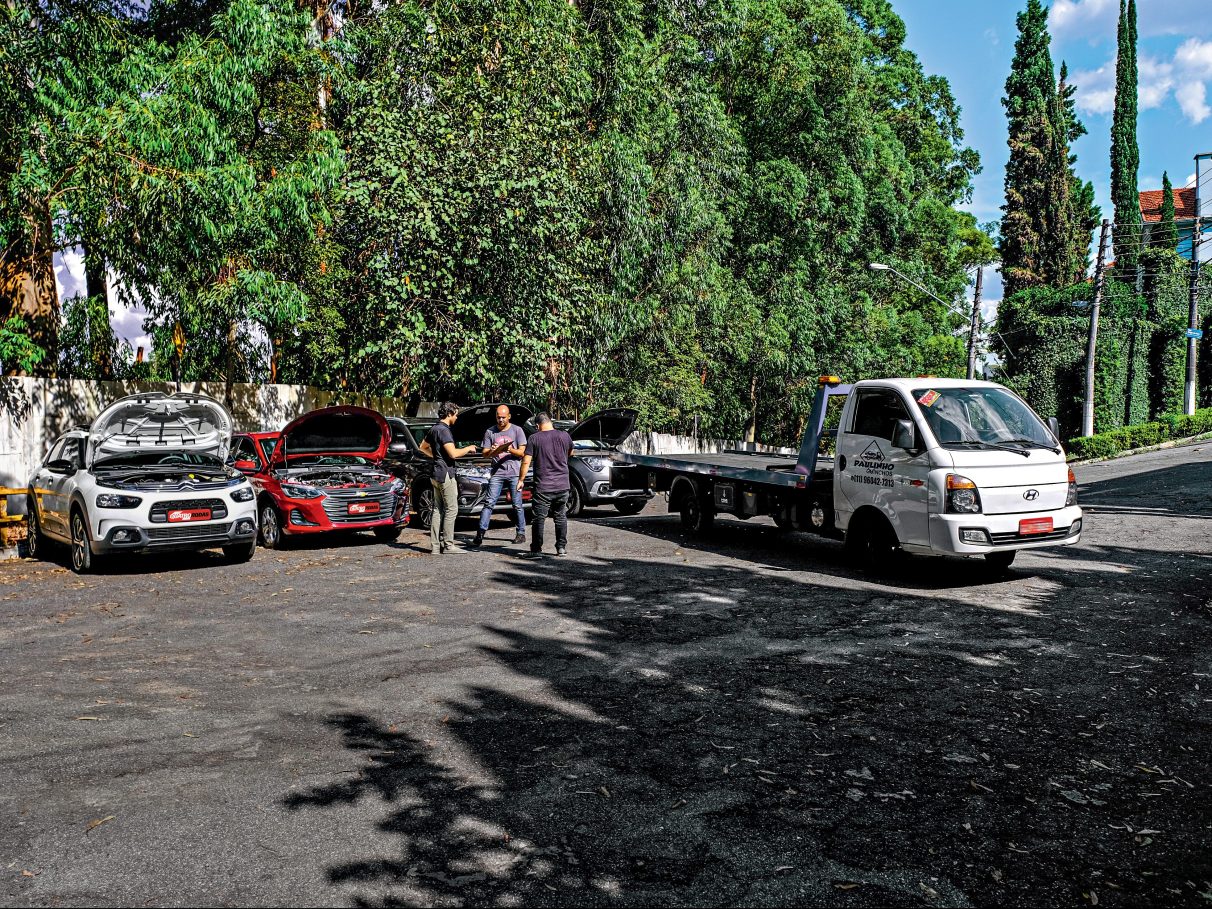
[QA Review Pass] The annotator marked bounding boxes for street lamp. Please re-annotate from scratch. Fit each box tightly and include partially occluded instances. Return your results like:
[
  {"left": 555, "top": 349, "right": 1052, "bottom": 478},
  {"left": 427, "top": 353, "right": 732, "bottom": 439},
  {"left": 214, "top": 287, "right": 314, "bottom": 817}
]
[{"left": 869, "top": 261, "right": 999, "bottom": 380}]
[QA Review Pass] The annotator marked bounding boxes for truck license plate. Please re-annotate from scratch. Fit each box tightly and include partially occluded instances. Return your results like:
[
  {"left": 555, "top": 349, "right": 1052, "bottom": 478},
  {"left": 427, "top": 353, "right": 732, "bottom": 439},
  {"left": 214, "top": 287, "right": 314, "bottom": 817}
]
[
  {"left": 348, "top": 501, "right": 380, "bottom": 515},
  {"left": 168, "top": 509, "right": 211, "bottom": 522},
  {"left": 1018, "top": 517, "right": 1053, "bottom": 535}
]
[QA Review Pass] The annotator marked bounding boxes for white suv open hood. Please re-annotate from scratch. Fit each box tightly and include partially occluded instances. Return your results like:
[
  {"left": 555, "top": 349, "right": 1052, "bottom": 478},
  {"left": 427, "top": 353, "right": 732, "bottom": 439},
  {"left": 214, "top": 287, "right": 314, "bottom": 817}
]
[{"left": 88, "top": 393, "right": 234, "bottom": 467}]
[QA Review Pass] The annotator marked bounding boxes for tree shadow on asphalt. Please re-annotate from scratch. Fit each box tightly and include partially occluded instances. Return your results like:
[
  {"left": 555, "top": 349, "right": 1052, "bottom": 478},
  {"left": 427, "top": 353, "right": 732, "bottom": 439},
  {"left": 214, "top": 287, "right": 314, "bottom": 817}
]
[
  {"left": 283, "top": 555, "right": 1212, "bottom": 908},
  {"left": 1078, "top": 461, "right": 1212, "bottom": 520},
  {"left": 585, "top": 511, "right": 1032, "bottom": 592}
]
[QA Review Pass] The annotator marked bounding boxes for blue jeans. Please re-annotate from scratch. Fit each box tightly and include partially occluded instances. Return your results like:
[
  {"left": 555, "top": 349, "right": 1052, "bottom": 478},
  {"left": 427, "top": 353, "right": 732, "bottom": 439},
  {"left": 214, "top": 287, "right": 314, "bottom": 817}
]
[{"left": 478, "top": 474, "right": 525, "bottom": 533}]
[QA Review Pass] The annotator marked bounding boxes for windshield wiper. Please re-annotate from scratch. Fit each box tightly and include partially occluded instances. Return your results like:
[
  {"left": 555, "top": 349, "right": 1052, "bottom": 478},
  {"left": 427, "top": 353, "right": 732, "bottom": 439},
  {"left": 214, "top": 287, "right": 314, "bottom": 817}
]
[
  {"left": 940, "top": 440, "right": 1031, "bottom": 458},
  {"left": 1003, "top": 438, "right": 1061, "bottom": 454}
]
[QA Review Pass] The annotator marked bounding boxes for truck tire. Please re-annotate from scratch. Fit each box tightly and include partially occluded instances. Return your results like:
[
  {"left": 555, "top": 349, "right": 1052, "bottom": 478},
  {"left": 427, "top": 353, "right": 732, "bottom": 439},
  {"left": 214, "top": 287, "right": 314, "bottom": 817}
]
[
  {"left": 985, "top": 550, "right": 1016, "bottom": 572},
  {"left": 679, "top": 491, "right": 715, "bottom": 534},
  {"left": 845, "top": 511, "right": 898, "bottom": 574}
]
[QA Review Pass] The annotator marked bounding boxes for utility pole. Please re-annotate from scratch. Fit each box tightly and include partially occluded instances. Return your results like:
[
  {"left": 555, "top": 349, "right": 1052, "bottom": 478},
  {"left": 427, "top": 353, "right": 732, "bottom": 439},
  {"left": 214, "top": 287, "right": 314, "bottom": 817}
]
[
  {"left": 1186, "top": 215, "right": 1203, "bottom": 415},
  {"left": 1083, "top": 219, "right": 1111, "bottom": 437},
  {"left": 967, "top": 266, "right": 983, "bottom": 380}
]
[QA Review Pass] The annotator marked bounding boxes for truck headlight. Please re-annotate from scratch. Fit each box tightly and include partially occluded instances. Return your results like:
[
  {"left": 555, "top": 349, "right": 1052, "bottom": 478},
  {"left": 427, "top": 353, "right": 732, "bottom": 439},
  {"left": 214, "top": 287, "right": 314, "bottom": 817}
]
[
  {"left": 96, "top": 493, "right": 142, "bottom": 509},
  {"left": 282, "top": 483, "right": 323, "bottom": 499},
  {"left": 231, "top": 485, "right": 255, "bottom": 503},
  {"left": 945, "top": 474, "right": 982, "bottom": 514}
]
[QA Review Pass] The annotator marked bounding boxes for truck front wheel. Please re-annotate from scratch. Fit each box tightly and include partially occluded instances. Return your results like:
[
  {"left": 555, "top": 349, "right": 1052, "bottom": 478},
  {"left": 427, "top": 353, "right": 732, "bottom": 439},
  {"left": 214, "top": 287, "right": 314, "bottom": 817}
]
[
  {"left": 985, "top": 550, "right": 1016, "bottom": 572},
  {"left": 845, "top": 512, "right": 898, "bottom": 574}
]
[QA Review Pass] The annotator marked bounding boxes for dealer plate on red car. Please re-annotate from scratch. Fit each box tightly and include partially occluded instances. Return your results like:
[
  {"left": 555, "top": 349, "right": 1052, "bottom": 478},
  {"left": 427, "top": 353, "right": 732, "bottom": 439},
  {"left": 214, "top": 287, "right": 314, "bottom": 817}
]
[
  {"left": 1018, "top": 517, "right": 1053, "bottom": 536},
  {"left": 168, "top": 509, "right": 211, "bottom": 523},
  {"left": 348, "top": 501, "right": 380, "bottom": 516}
]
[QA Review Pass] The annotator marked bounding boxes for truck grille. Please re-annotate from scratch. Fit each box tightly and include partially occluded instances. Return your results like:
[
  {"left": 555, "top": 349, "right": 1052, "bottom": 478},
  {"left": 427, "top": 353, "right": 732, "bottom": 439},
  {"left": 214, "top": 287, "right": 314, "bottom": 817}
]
[
  {"left": 321, "top": 488, "right": 399, "bottom": 524},
  {"left": 146, "top": 522, "right": 232, "bottom": 544},
  {"left": 989, "top": 526, "right": 1074, "bottom": 546},
  {"left": 150, "top": 499, "right": 228, "bottom": 523}
]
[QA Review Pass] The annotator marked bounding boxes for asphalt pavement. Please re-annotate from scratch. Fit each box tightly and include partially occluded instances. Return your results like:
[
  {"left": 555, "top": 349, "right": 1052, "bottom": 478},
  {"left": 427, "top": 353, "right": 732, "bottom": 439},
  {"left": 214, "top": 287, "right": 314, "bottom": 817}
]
[{"left": 0, "top": 442, "right": 1209, "bottom": 907}]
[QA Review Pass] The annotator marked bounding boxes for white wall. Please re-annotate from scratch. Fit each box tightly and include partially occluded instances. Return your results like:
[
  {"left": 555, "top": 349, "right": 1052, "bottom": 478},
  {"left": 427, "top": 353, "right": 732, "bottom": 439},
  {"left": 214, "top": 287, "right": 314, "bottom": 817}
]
[{"left": 0, "top": 377, "right": 415, "bottom": 495}]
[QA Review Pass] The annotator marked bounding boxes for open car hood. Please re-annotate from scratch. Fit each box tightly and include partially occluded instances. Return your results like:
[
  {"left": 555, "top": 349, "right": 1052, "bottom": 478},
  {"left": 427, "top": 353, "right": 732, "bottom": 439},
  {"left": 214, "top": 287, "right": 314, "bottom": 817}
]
[
  {"left": 454, "top": 403, "right": 535, "bottom": 446},
  {"left": 271, "top": 406, "right": 390, "bottom": 467},
  {"left": 568, "top": 408, "right": 638, "bottom": 447},
  {"left": 88, "top": 393, "right": 233, "bottom": 467}
]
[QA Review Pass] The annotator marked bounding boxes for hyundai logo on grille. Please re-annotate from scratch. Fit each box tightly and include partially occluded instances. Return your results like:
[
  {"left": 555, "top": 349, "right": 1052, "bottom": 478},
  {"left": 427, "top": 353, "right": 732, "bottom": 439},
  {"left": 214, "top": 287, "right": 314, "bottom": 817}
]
[{"left": 1023, "top": 489, "right": 1039, "bottom": 501}]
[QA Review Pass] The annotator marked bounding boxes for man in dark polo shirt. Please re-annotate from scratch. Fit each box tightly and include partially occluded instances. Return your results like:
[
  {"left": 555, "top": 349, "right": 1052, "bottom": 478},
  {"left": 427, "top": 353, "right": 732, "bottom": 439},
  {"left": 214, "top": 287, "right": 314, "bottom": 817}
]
[{"left": 516, "top": 412, "right": 573, "bottom": 557}]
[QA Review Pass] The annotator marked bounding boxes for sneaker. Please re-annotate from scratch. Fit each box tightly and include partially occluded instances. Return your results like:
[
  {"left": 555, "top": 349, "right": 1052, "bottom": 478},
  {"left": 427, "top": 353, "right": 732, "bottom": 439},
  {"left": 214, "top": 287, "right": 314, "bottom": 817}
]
[
  {"left": 472, "top": 531, "right": 484, "bottom": 547},
  {"left": 441, "top": 544, "right": 468, "bottom": 554},
  {"left": 556, "top": 546, "right": 567, "bottom": 556},
  {"left": 521, "top": 550, "right": 543, "bottom": 560},
  {"left": 512, "top": 533, "right": 526, "bottom": 545}
]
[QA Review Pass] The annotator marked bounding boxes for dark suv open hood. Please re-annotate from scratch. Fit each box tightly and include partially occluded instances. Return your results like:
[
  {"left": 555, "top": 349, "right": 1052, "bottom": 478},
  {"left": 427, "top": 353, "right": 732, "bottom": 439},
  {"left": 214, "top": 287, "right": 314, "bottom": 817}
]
[
  {"left": 453, "top": 403, "right": 535, "bottom": 445},
  {"left": 271, "top": 406, "right": 390, "bottom": 466},
  {"left": 568, "top": 408, "right": 638, "bottom": 447}
]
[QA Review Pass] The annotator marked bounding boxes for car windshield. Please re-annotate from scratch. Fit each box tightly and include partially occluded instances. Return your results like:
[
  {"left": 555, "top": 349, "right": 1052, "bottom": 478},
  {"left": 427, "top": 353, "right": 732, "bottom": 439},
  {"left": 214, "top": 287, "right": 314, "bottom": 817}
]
[
  {"left": 912, "top": 386, "right": 1056, "bottom": 449},
  {"left": 289, "top": 454, "right": 373, "bottom": 467},
  {"left": 572, "top": 439, "right": 611, "bottom": 451},
  {"left": 94, "top": 451, "right": 225, "bottom": 469}
]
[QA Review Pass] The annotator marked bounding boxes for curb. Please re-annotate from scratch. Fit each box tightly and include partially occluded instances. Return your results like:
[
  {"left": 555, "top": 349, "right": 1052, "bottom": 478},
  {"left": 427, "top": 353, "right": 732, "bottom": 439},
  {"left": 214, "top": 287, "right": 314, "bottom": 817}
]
[{"left": 1068, "top": 432, "right": 1212, "bottom": 466}]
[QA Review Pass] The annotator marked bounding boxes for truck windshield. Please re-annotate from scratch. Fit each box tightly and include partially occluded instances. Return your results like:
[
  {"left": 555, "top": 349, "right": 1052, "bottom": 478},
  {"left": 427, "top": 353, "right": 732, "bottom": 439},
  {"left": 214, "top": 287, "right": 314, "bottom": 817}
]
[{"left": 912, "top": 387, "right": 1057, "bottom": 451}]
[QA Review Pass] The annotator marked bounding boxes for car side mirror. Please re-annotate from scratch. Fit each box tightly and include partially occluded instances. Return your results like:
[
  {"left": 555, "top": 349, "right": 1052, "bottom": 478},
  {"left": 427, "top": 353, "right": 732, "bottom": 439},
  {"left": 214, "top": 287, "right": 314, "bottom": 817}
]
[
  {"left": 46, "top": 458, "right": 75, "bottom": 475},
  {"left": 1047, "top": 416, "right": 1060, "bottom": 440},
  {"left": 892, "top": 419, "right": 918, "bottom": 453},
  {"left": 233, "top": 459, "right": 257, "bottom": 473}
]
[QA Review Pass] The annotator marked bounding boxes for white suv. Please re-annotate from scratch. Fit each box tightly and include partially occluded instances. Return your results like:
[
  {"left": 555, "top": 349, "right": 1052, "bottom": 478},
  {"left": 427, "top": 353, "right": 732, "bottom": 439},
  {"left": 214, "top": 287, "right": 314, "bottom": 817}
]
[{"left": 25, "top": 392, "right": 258, "bottom": 573}]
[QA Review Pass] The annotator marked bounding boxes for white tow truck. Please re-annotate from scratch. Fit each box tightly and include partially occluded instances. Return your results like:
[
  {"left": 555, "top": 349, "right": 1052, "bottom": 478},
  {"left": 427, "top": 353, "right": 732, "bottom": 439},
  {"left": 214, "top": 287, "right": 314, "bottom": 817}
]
[{"left": 619, "top": 376, "right": 1082, "bottom": 572}]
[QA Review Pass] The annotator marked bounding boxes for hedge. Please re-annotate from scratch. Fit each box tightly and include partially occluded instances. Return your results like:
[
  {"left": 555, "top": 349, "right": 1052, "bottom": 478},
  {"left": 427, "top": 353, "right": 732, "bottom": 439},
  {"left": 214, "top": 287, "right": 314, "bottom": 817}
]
[{"left": 1065, "top": 407, "right": 1212, "bottom": 461}]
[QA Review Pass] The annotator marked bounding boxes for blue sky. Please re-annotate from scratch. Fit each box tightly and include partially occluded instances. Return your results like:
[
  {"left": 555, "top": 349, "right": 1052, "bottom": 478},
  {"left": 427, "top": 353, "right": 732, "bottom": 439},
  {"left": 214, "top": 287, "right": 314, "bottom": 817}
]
[{"left": 898, "top": 0, "right": 1212, "bottom": 304}]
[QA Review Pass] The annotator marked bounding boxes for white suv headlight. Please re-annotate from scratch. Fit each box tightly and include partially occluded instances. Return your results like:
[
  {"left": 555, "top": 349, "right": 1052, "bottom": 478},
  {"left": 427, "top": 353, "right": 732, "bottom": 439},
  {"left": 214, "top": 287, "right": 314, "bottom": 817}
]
[
  {"left": 231, "top": 485, "right": 255, "bottom": 503},
  {"left": 96, "top": 493, "right": 142, "bottom": 509}
]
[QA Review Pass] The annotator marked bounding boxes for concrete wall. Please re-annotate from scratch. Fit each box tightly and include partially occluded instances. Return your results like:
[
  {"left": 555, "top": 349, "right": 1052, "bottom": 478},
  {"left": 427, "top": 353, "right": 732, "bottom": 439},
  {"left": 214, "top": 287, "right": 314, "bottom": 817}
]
[{"left": 0, "top": 377, "right": 416, "bottom": 495}]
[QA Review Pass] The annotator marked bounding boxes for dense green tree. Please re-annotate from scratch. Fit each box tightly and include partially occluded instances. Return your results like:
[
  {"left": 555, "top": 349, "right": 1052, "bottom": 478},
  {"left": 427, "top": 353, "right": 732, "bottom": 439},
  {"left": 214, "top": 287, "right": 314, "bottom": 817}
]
[
  {"left": 1110, "top": 0, "right": 1140, "bottom": 278},
  {"left": 1153, "top": 171, "right": 1179, "bottom": 250},
  {"left": 999, "top": 0, "right": 1085, "bottom": 300},
  {"left": 1058, "top": 61, "right": 1100, "bottom": 271}
]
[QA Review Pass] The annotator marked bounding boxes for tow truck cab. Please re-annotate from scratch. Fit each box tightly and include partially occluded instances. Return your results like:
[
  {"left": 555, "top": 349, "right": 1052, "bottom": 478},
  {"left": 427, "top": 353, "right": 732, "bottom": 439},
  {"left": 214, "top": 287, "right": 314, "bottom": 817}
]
[{"left": 832, "top": 378, "right": 1081, "bottom": 563}]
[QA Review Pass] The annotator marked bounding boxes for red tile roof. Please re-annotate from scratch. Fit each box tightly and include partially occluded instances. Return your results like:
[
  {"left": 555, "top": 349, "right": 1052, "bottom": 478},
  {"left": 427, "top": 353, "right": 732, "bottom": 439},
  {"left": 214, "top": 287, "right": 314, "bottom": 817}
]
[{"left": 1139, "top": 187, "right": 1197, "bottom": 222}]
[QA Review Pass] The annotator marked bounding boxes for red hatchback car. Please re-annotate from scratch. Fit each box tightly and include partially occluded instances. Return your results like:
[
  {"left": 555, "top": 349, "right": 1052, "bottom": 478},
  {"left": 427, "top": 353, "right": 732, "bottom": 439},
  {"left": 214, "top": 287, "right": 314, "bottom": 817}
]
[{"left": 231, "top": 406, "right": 408, "bottom": 548}]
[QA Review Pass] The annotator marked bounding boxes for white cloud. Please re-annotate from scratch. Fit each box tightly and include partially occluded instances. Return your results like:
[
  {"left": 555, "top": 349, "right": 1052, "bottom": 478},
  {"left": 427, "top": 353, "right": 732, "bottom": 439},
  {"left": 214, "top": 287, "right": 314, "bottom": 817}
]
[
  {"left": 1175, "top": 38, "right": 1212, "bottom": 78},
  {"left": 1070, "top": 45, "right": 1212, "bottom": 125},
  {"left": 1176, "top": 80, "right": 1211, "bottom": 123},
  {"left": 1069, "top": 59, "right": 1116, "bottom": 113},
  {"left": 1050, "top": 0, "right": 1211, "bottom": 43}
]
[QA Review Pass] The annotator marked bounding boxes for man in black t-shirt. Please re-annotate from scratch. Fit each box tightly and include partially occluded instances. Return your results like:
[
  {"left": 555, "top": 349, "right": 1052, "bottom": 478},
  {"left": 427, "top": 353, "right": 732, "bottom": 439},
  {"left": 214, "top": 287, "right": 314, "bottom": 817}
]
[
  {"left": 420, "top": 402, "right": 477, "bottom": 553},
  {"left": 516, "top": 412, "right": 574, "bottom": 557}
]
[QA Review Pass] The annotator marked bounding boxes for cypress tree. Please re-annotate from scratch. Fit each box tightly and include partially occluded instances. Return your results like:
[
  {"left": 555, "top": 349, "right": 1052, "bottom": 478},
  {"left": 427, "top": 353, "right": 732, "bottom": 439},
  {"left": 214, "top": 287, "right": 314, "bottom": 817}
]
[
  {"left": 1058, "top": 61, "right": 1100, "bottom": 276},
  {"left": 1110, "top": 0, "right": 1140, "bottom": 276},
  {"left": 1000, "top": 0, "right": 1075, "bottom": 298},
  {"left": 1154, "top": 171, "right": 1179, "bottom": 250}
]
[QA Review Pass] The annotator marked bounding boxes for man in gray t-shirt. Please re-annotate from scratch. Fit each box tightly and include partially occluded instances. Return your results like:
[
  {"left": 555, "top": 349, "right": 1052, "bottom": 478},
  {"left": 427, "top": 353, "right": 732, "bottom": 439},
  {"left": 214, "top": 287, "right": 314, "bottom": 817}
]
[{"left": 472, "top": 405, "right": 528, "bottom": 546}]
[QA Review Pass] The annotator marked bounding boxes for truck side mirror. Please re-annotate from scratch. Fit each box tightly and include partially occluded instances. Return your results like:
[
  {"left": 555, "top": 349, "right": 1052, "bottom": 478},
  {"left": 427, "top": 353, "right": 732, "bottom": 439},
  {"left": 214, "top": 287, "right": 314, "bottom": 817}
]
[
  {"left": 892, "top": 419, "right": 917, "bottom": 453},
  {"left": 1047, "top": 416, "right": 1060, "bottom": 440}
]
